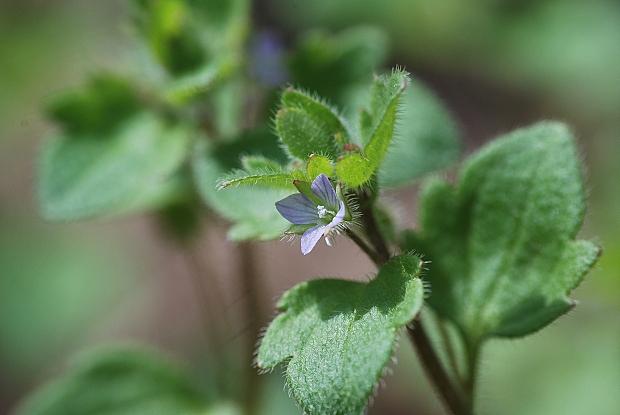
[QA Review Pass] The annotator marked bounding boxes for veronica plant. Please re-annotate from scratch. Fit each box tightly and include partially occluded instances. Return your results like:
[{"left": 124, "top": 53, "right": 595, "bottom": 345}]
[{"left": 18, "top": 1, "right": 600, "bottom": 415}]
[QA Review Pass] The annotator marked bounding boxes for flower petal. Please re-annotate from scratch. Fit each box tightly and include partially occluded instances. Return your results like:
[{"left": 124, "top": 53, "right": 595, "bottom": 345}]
[
  {"left": 301, "top": 225, "right": 325, "bottom": 255},
  {"left": 276, "top": 194, "right": 319, "bottom": 224},
  {"left": 326, "top": 201, "right": 346, "bottom": 230},
  {"left": 311, "top": 174, "right": 339, "bottom": 210}
]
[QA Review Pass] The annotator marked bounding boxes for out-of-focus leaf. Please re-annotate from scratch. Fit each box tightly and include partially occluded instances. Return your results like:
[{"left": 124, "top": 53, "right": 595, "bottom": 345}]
[
  {"left": 163, "top": 57, "right": 240, "bottom": 104},
  {"left": 46, "top": 75, "right": 141, "bottom": 135},
  {"left": 336, "top": 70, "right": 408, "bottom": 187},
  {"left": 39, "top": 112, "right": 191, "bottom": 221},
  {"left": 288, "top": 26, "right": 389, "bottom": 103},
  {"left": 192, "top": 129, "right": 293, "bottom": 241},
  {"left": 379, "top": 76, "right": 460, "bottom": 187},
  {"left": 14, "top": 347, "right": 239, "bottom": 415},
  {"left": 257, "top": 254, "right": 424, "bottom": 415},
  {"left": 405, "top": 122, "right": 600, "bottom": 348}
]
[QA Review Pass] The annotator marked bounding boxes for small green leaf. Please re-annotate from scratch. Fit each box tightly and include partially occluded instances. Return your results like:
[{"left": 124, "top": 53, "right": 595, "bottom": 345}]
[
  {"left": 14, "top": 347, "right": 220, "bottom": 415},
  {"left": 379, "top": 76, "right": 460, "bottom": 187},
  {"left": 240, "top": 155, "right": 281, "bottom": 172},
  {"left": 306, "top": 154, "right": 334, "bottom": 179},
  {"left": 257, "top": 254, "right": 425, "bottom": 415},
  {"left": 193, "top": 129, "right": 294, "bottom": 241},
  {"left": 336, "top": 70, "right": 408, "bottom": 187},
  {"left": 405, "top": 122, "right": 600, "bottom": 347},
  {"left": 217, "top": 169, "right": 305, "bottom": 190},
  {"left": 39, "top": 113, "right": 191, "bottom": 221},
  {"left": 281, "top": 88, "right": 351, "bottom": 145},
  {"left": 276, "top": 108, "right": 338, "bottom": 161},
  {"left": 276, "top": 89, "right": 351, "bottom": 161}
]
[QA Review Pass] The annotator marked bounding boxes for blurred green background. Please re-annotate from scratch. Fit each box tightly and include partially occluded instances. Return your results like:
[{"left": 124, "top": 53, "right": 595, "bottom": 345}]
[{"left": 1, "top": 0, "right": 619, "bottom": 414}]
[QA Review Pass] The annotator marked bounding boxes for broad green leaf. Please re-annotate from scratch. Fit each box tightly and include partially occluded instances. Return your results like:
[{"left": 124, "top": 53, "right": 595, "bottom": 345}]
[
  {"left": 46, "top": 74, "right": 141, "bottom": 135},
  {"left": 39, "top": 112, "right": 191, "bottom": 221},
  {"left": 306, "top": 154, "right": 334, "bottom": 179},
  {"left": 257, "top": 254, "right": 425, "bottom": 415},
  {"left": 192, "top": 129, "right": 294, "bottom": 241},
  {"left": 405, "top": 122, "right": 600, "bottom": 347},
  {"left": 288, "top": 26, "right": 389, "bottom": 104},
  {"left": 164, "top": 56, "right": 239, "bottom": 104},
  {"left": 14, "top": 347, "right": 236, "bottom": 415},
  {"left": 336, "top": 70, "right": 408, "bottom": 187},
  {"left": 379, "top": 77, "right": 460, "bottom": 187}
]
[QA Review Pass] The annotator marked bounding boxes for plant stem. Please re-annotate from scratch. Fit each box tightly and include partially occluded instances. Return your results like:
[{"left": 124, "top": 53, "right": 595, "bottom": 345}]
[
  {"left": 350, "top": 187, "right": 473, "bottom": 415},
  {"left": 407, "top": 320, "right": 472, "bottom": 415},
  {"left": 184, "top": 247, "right": 229, "bottom": 396},
  {"left": 237, "top": 242, "right": 264, "bottom": 415}
]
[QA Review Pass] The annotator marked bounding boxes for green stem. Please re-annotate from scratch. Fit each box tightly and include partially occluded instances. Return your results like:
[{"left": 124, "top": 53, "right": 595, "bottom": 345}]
[{"left": 463, "top": 338, "right": 481, "bottom": 408}]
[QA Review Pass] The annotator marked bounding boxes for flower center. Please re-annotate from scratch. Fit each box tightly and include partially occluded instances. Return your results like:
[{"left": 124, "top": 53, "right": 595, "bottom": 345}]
[{"left": 317, "top": 205, "right": 335, "bottom": 219}]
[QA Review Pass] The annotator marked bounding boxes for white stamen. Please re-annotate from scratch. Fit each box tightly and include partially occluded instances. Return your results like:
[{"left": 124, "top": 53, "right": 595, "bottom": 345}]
[{"left": 317, "top": 205, "right": 335, "bottom": 219}]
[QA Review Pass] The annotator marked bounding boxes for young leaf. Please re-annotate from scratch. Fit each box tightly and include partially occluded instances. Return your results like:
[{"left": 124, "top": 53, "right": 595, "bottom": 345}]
[
  {"left": 404, "top": 122, "right": 600, "bottom": 348},
  {"left": 336, "top": 70, "right": 408, "bottom": 187},
  {"left": 276, "top": 89, "right": 350, "bottom": 161},
  {"left": 378, "top": 76, "right": 460, "bottom": 187},
  {"left": 192, "top": 130, "right": 294, "bottom": 241},
  {"left": 39, "top": 113, "right": 191, "bottom": 221},
  {"left": 257, "top": 254, "right": 425, "bottom": 415},
  {"left": 13, "top": 347, "right": 235, "bottom": 415}
]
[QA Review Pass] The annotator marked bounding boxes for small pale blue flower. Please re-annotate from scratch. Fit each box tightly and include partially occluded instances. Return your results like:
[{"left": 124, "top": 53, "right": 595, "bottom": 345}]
[{"left": 276, "top": 174, "right": 346, "bottom": 255}]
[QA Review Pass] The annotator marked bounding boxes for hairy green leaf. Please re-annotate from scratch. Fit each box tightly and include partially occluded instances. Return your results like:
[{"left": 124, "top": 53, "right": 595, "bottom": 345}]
[
  {"left": 336, "top": 70, "right": 408, "bottom": 187},
  {"left": 405, "top": 122, "right": 600, "bottom": 348},
  {"left": 306, "top": 154, "right": 334, "bottom": 179},
  {"left": 39, "top": 113, "right": 191, "bottom": 221},
  {"left": 14, "top": 347, "right": 236, "bottom": 415},
  {"left": 379, "top": 76, "right": 460, "bottom": 187},
  {"left": 257, "top": 254, "right": 425, "bottom": 415},
  {"left": 276, "top": 89, "right": 350, "bottom": 161},
  {"left": 217, "top": 169, "right": 305, "bottom": 190}
]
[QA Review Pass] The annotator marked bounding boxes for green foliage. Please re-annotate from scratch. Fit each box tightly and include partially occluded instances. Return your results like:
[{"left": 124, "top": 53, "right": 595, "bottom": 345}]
[
  {"left": 379, "top": 76, "right": 460, "bottom": 187},
  {"left": 46, "top": 74, "right": 141, "bottom": 135},
  {"left": 257, "top": 254, "right": 425, "bottom": 415},
  {"left": 306, "top": 154, "right": 334, "bottom": 178},
  {"left": 288, "top": 26, "right": 389, "bottom": 104},
  {"left": 164, "top": 56, "right": 240, "bottom": 104},
  {"left": 276, "top": 89, "right": 350, "bottom": 160},
  {"left": 336, "top": 70, "right": 408, "bottom": 187},
  {"left": 39, "top": 113, "right": 191, "bottom": 221},
  {"left": 405, "top": 122, "right": 600, "bottom": 348},
  {"left": 192, "top": 130, "right": 294, "bottom": 240},
  {"left": 14, "top": 347, "right": 238, "bottom": 415}
]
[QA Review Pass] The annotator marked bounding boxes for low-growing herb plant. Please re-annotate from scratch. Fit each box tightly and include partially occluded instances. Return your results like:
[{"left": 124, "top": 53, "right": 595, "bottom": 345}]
[{"left": 17, "top": 1, "right": 600, "bottom": 414}]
